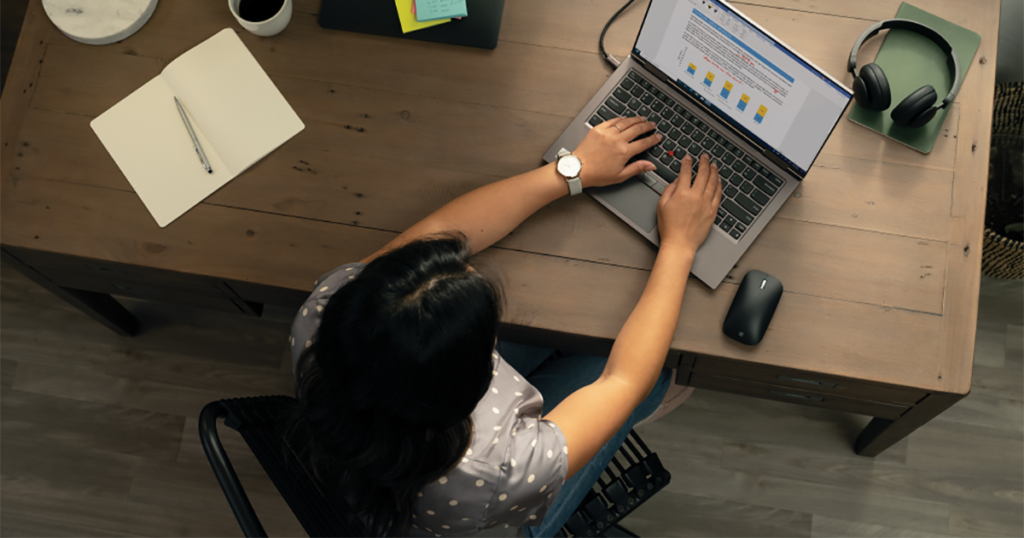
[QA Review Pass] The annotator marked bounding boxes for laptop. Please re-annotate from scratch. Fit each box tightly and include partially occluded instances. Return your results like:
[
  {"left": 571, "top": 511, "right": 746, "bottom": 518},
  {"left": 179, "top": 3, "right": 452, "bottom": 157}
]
[
  {"left": 319, "top": 0, "right": 505, "bottom": 50},
  {"left": 543, "top": 0, "right": 852, "bottom": 289}
]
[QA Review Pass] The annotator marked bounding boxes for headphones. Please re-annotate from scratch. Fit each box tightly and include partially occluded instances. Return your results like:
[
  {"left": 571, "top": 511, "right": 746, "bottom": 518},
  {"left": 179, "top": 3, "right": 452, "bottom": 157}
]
[{"left": 848, "top": 19, "right": 962, "bottom": 128}]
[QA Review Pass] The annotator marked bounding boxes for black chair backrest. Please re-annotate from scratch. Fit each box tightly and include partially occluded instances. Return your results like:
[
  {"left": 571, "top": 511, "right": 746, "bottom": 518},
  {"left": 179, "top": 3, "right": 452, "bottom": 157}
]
[{"left": 199, "top": 396, "right": 369, "bottom": 537}]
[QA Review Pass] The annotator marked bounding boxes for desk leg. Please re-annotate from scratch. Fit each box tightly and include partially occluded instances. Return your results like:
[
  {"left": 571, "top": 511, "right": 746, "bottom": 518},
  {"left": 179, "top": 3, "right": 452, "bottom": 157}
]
[
  {"left": 2, "top": 249, "right": 139, "bottom": 336},
  {"left": 855, "top": 391, "right": 965, "bottom": 456}
]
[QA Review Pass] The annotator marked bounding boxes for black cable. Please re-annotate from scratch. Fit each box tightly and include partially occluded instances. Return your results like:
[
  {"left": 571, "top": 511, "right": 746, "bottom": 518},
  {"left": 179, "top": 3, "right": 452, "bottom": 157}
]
[{"left": 599, "top": 0, "right": 638, "bottom": 68}]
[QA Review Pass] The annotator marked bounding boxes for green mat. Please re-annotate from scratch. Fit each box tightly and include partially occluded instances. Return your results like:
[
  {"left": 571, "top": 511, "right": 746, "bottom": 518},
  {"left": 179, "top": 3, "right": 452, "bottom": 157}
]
[{"left": 847, "top": 3, "right": 981, "bottom": 154}]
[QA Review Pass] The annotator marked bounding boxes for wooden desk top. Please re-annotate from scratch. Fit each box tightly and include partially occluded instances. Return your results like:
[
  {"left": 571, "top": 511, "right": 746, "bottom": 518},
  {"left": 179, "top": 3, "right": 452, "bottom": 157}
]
[{"left": 1, "top": 0, "right": 1000, "bottom": 397}]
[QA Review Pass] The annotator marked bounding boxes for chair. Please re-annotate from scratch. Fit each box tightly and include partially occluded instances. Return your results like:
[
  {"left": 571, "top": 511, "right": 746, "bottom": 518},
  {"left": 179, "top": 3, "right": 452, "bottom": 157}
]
[{"left": 200, "top": 396, "right": 670, "bottom": 537}]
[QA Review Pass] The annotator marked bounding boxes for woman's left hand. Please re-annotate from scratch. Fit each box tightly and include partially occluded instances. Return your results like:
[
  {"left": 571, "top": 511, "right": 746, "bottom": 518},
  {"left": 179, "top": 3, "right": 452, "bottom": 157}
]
[{"left": 573, "top": 116, "right": 662, "bottom": 189}]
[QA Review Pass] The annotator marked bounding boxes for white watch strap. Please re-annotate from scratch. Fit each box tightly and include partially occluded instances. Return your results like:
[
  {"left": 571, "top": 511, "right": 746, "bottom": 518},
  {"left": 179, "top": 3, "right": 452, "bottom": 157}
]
[{"left": 566, "top": 176, "right": 583, "bottom": 196}]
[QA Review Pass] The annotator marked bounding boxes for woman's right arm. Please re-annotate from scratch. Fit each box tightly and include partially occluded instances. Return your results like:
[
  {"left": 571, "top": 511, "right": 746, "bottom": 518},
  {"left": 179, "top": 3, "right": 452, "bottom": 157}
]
[{"left": 542, "top": 154, "right": 722, "bottom": 480}]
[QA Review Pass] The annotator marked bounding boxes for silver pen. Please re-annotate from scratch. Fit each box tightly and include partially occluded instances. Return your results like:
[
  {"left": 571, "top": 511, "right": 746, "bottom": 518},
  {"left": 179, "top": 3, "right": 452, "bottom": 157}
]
[{"left": 174, "top": 96, "right": 213, "bottom": 174}]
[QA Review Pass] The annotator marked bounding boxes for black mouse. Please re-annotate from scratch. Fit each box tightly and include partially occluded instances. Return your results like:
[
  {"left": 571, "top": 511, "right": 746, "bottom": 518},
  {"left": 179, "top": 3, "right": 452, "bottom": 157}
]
[{"left": 723, "top": 270, "right": 783, "bottom": 346}]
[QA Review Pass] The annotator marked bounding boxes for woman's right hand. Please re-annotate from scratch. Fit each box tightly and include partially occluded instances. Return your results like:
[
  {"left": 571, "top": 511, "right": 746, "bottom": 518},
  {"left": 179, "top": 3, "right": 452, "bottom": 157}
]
[{"left": 656, "top": 154, "right": 722, "bottom": 254}]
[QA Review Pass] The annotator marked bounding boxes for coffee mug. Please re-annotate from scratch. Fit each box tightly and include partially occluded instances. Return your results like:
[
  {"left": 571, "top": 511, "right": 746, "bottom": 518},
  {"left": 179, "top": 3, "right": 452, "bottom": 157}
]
[{"left": 228, "top": 0, "right": 292, "bottom": 37}]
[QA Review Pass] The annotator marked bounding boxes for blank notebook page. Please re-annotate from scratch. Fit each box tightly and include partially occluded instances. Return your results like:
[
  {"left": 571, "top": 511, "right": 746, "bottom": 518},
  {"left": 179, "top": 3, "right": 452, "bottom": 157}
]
[{"left": 90, "top": 29, "right": 304, "bottom": 227}]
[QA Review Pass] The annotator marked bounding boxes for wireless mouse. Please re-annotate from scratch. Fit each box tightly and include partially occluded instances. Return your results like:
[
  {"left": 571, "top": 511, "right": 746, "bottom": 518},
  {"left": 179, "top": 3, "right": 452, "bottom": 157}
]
[{"left": 723, "top": 270, "right": 783, "bottom": 346}]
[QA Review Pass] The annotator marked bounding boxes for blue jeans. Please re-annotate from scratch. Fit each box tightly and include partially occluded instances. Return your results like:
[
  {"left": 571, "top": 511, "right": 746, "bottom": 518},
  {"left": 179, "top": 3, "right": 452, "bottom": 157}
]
[{"left": 496, "top": 341, "right": 671, "bottom": 538}]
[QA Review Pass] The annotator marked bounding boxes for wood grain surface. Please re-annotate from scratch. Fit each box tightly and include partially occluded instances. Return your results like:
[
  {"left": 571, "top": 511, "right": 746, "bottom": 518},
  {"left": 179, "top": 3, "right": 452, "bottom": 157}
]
[{"left": 1, "top": 260, "right": 1020, "bottom": 537}]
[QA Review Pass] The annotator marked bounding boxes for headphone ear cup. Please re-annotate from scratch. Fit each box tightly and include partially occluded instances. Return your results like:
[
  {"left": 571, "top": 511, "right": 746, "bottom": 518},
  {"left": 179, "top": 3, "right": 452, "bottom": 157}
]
[
  {"left": 891, "top": 85, "right": 937, "bottom": 127},
  {"left": 854, "top": 63, "right": 891, "bottom": 111}
]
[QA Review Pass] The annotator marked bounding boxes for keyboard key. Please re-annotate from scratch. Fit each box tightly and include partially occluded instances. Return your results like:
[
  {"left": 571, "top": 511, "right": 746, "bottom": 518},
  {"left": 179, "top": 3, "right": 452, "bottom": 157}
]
[
  {"left": 732, "top": 161, "right": 746, "bottom": 173},
  {"left": 725, "top": 142, "right": 736, "bottom": 152},
  {"left": 719, "top": 166, "right": 733, "bottom": 179},
  {"left": 722, "top": 199, "right": 753, "bottom": 225},
  {"left": 729, "top": 173, "right": 743, "bottom": 186},
  {"left": 656, "top": 90, "right": 667, "bottom": 100},
  {"left": 631, "top": 85, "right": 645, "bottom": 97},
  {"left": 735, "top": 222, "right": 746, "bottom": 232},
  {"left": 662, "top": 141, "right": 677, "bottom": 153},
  {"left": 637, "top": 105, "right": 651, "bottom": 117},
  {"left": 717, "top": 207, "right": 727, "bottom": 218},
  {"left": 724, "top": 215, "right": 737, "bottom": 227},
  {"left": 682, "top": 109, "right": 693, "bottom": 120},
  {"left": 650, "top": 114, "right": 662, "bottom": 125},
  {"left": 715, "top": 215, "right": 722, "bottom": 225},
  {"left": 681, "top": 123, "right": 695, "bottom": 135},
  {"left": 668, "top": 128, "right": 682, "bottom": 141},
  {"left": 724, "top": 185, "right": 738, "bottom": 198},
  {"left": 739, "top": 181, "right": 754, "bottom": 194},
  {"left": 658, "top": 120, "right": 672, "bottom": 132},
  {"left": 743, "top": 155, "right": 754, "bottom": 165},
  {"left": 718, "top": 220, "right": 733, "bottom": 232},
  {"left": 640, "top": 80, "right": 651, "bottom": 89},
  {"left": 753, "top": 176, "right": 777, "bottom": 195},
  {"left": 730, "top": 229, "right": 743, "bottom": 240},
  {"left": 624, "top": 110, "right": 637, "bottom": 118},
  {"left": 702, "top": 137, "right": 715, "bottom": 150},
  {"left": 674, "top": 104, "right": 686, "bottom": 114},
  {"left": 722, "top": 153, "right": 735, "bottom": 165},
  {"left": 689, "top": 141, "right": 702, "bottom": 154},
  {"left": 605, "top": 97, "right": 625, "bottom": 115},
  {"left": 621, "top": 78, "right": 635, "bottom": 90},
  {"left": 649, "top": 155, "right": 676, "bottom": 183},
  {"left": 751, "top": 189, "right": 770, "bottom": 206},
  {"left": 679, "top": 135, "right": 691, "bottom": 146},
  {"left": 641, "top": 94, "right": 654, "bottom": 106},
  {"left": 651, "top": 100, "right": 664, "bottom": 112},
  {"left": 627, "top": 98, "right": 642, "bottom": 110},
  {"left": 670, "top": 115, "right": 684, "bottom": 128},
  {"left": 742, "top": 167, "right": 757, "bottom": 181},
  {"left": 650, "top": 146, "right": 664, "bottom": 158},
  {"left": 588, "top": 115, "right": 602, "bottom": 127},
  {"left": 613, "top": 88, "right": 631, "bottom": 103},
  {"left": 766, "top": 173, "right": 783, "bottom": 186},
  {"left": 662, "top": 109, "right": 674, "bottom": 122},
  {"left": 735, "top": 192, "right": 763, "bottom": 215},
  {"left": 670, "top": 160, "right": 681, "bottom": 173},
  {"left": 711, "top": 145, "right": 725, "bottom": 158},
  {"left": 628, "top": 71, "right": 640, "bottom": 81},
  {"left": 692, "top": 131, "right": 705, "bottom": 142},
  {"left": 597, "top": 106, "right": 616, "bottom": 121},
  {"left": 696, "top": 121, "right": 709, "bottom": 132},
  {"left": 660, "top": 153, "right": 674, "bottom": 166}
]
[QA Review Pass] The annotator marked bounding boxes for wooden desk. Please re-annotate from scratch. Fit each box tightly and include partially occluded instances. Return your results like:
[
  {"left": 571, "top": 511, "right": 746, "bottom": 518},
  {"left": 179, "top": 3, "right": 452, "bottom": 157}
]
[{"left": 1, "top": 0, "right": 999, "bottom": 456}]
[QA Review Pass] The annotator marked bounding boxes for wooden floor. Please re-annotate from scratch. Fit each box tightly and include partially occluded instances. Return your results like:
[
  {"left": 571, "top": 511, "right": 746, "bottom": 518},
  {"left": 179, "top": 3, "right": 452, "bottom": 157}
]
[{"left": 0, "top": 259, "right": 1020, "bottom": 537}]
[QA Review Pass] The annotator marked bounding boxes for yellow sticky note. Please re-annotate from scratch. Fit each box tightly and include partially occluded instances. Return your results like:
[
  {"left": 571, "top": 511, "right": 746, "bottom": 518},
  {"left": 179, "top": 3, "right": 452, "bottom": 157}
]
[{"left": 395, "top": 0, "right": 449, "bottom": 33}]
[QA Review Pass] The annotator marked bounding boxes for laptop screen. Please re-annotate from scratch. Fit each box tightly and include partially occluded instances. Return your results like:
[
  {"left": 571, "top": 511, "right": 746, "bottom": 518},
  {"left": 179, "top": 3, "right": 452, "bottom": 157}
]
[{"left": 633, "top": 0, "right": 851, "bottom": 176}]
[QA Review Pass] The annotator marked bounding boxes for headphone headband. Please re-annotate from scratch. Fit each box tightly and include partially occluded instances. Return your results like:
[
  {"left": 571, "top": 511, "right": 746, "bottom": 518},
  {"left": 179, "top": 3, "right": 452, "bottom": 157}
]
[{"left": 847, "top": 19, "right": 961, "bottom": 109}]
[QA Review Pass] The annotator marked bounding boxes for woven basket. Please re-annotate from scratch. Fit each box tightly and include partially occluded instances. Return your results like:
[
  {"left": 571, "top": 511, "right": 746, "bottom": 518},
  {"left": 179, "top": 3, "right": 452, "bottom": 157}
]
[{"left": 982, "top": 83, "right": 1023, "bottom": 280}]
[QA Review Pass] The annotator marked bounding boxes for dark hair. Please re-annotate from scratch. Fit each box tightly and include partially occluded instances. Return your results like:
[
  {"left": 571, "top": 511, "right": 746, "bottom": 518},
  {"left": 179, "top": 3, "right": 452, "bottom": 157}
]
[{"left": 287, "top": 233, "right": 502, "bottom": 536}]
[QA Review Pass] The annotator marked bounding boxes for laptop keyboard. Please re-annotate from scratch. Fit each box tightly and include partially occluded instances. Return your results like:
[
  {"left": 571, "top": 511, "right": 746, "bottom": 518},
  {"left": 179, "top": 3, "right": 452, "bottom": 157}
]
[{"left": 587, "top": 70, "right": 785, "bottom": 241}]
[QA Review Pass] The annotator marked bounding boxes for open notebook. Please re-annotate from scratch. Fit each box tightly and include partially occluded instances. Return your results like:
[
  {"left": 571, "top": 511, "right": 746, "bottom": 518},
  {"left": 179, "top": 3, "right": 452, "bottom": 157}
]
[{"left": 91, "top": 28, "right": 305, "bottom": 227}]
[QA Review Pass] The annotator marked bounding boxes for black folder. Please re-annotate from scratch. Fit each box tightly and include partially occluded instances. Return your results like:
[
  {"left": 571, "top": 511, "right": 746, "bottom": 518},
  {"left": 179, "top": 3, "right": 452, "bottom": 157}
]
[{"left": 318, "top": 0, "right": 505, "bottom": 49}]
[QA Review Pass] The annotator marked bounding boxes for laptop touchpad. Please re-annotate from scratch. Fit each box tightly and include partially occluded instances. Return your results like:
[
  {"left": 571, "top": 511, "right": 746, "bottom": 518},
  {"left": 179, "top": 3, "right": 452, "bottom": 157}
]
[{"left": 590, "top": 178, "right": 660, "bottom": 234}]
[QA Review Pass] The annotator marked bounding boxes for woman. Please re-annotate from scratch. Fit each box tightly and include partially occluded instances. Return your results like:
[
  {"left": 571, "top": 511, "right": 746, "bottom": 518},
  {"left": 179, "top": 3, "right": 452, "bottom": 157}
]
[{"left": 287, "top": 115, "right": 721, "bottom": 537}]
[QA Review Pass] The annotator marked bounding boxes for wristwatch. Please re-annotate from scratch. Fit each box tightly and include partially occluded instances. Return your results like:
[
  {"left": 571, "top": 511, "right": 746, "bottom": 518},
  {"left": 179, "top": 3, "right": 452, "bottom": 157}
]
[{"left": 555, "top": 148, "right": 583, "bottom": 196}]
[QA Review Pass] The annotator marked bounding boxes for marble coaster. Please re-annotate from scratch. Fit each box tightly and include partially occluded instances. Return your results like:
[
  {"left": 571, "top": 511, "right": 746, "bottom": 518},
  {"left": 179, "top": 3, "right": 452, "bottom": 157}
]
[{"left": 43, "top": 0, "right": 159, "bottom": 46}]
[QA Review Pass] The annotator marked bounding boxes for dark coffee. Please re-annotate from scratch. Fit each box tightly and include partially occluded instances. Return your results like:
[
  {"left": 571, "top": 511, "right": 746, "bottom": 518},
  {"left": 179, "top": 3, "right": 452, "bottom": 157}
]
[{"left": 238, "top": 0, "right": 285, "bottom": 22}]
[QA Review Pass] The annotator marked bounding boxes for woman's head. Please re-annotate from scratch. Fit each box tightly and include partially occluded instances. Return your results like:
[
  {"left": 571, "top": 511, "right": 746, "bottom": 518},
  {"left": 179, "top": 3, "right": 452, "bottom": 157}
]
[
  {"left": 307, "top": 232, "right": 500, "bottom": 427},
  {"left": 290, "top": 233, "right": 502, "bottom": 535}
]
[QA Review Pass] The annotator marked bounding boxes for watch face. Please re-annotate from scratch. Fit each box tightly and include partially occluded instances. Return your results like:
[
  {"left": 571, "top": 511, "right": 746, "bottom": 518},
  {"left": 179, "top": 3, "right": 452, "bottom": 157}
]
[{"left": 557, "top": 155, "right": 582, "bottom": 177}]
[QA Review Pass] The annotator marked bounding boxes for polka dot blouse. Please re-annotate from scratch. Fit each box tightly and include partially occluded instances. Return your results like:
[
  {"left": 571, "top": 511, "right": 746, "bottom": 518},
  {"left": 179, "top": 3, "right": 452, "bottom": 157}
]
[{"left": 290, "top": 263, "right": 569, "bottom": 536}]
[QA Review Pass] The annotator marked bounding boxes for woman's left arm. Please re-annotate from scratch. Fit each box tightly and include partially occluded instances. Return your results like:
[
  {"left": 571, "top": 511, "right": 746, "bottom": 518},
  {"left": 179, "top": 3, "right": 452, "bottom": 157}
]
[{"left": 361, "top": 116, "right": 662, "bottom": 263}]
